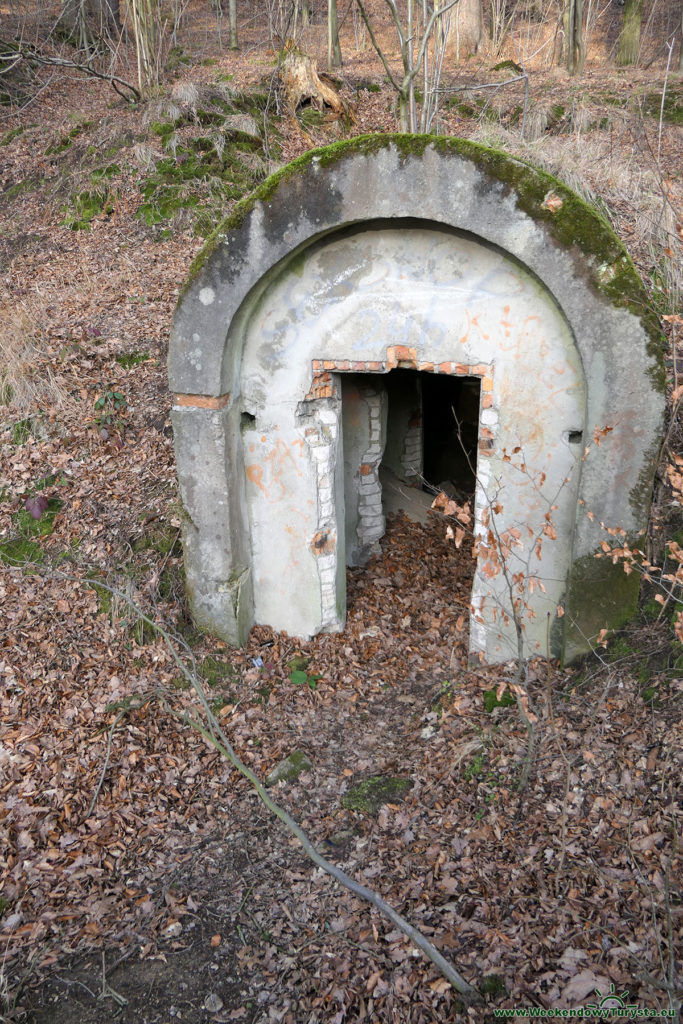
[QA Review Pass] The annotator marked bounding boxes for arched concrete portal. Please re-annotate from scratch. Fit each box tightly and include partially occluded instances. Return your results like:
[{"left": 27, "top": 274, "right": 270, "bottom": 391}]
[
  {"left": 169, "top": 135, "right": 665, "bottom": 664},
  {"left": 239, "top": 223, "right": 585, "bottom": 661}
]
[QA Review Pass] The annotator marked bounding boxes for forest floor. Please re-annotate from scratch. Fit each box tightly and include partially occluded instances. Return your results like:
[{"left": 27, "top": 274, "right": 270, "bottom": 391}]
[{"left": 0, "top": 10, "right": 682, "bottom": 1022}]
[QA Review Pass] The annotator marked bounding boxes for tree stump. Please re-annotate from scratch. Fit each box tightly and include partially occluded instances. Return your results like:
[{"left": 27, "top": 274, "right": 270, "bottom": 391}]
[{"left": 277, "top": 43, "right": 348, "bottom": 118}]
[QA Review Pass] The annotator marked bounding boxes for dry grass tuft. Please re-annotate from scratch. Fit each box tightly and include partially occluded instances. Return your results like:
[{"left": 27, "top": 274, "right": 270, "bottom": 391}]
[
  {"left": 171, "top": 81, "right": 200, "bottom": 108},
  {"left": 132, "top": 141, "right": 156, "bottom": 171},
  {"left": 524, "top": 101, "right": 551, "bottom": 140},
  {"left": 0, "top": 298, "right": 68, "bottom": 416},
  {"left": 470, "top": 119, "right": 683, "bottom": 314}
]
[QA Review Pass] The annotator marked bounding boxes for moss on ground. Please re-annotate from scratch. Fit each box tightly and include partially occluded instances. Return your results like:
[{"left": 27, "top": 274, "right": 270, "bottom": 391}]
[
  {"left": 0, "top": 536, "right": 44, "bottom": 566},
  {"left": 200, "top": 655, "right": 234, "bottom": 687},
  {"left": 45, "top": 120, "right": 93, "bottom": 156},
  {"left": 1, "top": 126, "right": 26, "bottom": 146},
  {"left": 639, "top": 87, "right": 682, "bottom": 126},
  {"left": 0, "top": 497, "right": 63, "bottom": 567},
  {"left": 63, "top": 188, "right": 115, "bottom": 230},
  {"left": 137, "top": 86, "right": 276, "bottom": 237},
  {"left": 342, "top": 775, "right": 413, "bottom": 814}
]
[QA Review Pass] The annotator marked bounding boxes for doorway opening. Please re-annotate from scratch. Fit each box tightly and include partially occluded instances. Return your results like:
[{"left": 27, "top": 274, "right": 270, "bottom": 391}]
[{"left": 340, "top": 369, "right": 481, "bottom": 568}]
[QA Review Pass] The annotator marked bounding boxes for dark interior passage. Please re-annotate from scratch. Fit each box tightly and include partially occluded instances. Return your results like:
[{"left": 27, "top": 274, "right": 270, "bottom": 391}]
[
  {"left": 421, "top": 373, "right": 480, "bottom": 497},
  {"left": 341, "top": 369, "right": 480, "bottom": 567}
]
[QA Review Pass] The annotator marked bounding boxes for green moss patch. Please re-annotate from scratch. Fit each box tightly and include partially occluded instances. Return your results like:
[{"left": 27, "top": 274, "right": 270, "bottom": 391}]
[
  {"left": 1, "top": 126, "right": 26, "bottom": 146},
  {"left": 264, "top": 749, "right": 313, "bottom": 786},
  {"left": 639, "top": 87, "right": 682, "bottom": 126},
  {"left": 137, "top": 86, "right": 276, "bottom": 236},
  {"left": 265, "top": 750, "right": 313, "bottom": 787},
  {"left": 0, "top": 497, "right": 62, "bottom": 567},
  {"left": 45, "top": 120, "right": 93, "bottom": 157},
  {"left": 200, "top": 655, "right": 234, "bottom": 688},
  {"left": 116, "top": 350, "right": 151, "bottom": 368},
  {"left": 563, "top": 548, "right": 640, "bottom": 662},
  {"left": 0, "top": 535, "right": 44, "bottom": 567},
  {"left": 483, "top": 687, "right": 515, "bottom": 712},
  {"left": 342, "top": 775, "right": 413, "bottom": 814},
  {"left": 137, "top": 135, "right": 266, "bottom": 236},
  {"left": 63, "top": 188, "right": 115, "bottom": 230}
]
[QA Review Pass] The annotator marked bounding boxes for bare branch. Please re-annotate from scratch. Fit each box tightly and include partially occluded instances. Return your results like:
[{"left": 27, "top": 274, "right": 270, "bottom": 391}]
[
  {"left": 1, "top": 41, "right": 140, "bottom": 101},
  {"left": 353, "top": 0, "right": 401, "bottom": 92}
]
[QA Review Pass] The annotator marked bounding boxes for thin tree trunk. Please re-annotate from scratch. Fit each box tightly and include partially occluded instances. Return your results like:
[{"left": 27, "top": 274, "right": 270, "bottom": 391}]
[
  {"left": 565, "top": 0, "right": 585, "bottom": 73},
  {"left": 328, "top": 0, "right": 342, "bottom": 68},
  {"left": 301, "top": 0, "right": 310, "bottom": 26},
  {"left": 406, "top": 0, "right": 417, "bottom": 130},
  {"left": 229, "top": 0, "right": 238, "bottom": 48},
  {"left": 617, "top": 0, "right": 642, "bottom": 64}
]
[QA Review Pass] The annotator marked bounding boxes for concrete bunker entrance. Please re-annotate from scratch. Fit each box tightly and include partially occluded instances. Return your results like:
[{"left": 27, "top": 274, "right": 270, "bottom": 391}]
[
  {"left": 170, "top": 137, "right": 665, "bottom": 663},
  {"left": 341, "top": 369, "right": 480, "bottom": 571}
]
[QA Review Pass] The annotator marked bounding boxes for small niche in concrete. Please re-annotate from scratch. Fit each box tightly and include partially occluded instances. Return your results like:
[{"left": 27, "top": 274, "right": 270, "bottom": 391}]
[{"left": 169, "top": 135, "right": 664, "bottom": 664}]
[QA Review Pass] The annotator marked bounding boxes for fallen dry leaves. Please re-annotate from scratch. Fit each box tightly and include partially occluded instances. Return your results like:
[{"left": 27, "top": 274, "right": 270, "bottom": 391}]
[{"left": 0, "top": 32, "right": 681, "bottom": 1024}]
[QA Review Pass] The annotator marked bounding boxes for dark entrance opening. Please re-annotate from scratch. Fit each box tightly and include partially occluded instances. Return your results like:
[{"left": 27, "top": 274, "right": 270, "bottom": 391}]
[
  {"left": 341, "top": 369, "right": 480, "bottom": 568},
  {"left": 421, "top": 373, "right": 480, "bottom": 498},
  {"left": 383, "top": 369, "right": 480, "bottom": 499}
]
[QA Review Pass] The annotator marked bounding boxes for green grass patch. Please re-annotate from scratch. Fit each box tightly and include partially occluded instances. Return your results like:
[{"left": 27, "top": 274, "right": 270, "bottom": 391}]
[
  {"left": 115, "top": 350, "right": 151, "bottom": 368},
  {"left": 1, "top": 126, "right": 26, "bottom": 146},
  {"left": 12, "top": 417, "right": 33, "bottom": 445}
]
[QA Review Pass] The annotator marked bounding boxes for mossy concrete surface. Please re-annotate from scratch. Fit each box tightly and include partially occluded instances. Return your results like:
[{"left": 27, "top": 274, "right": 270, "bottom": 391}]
[
  {"left": 169, "top": 134, "right": 665, "bottom": 662},
  {"left": 265, "top": 750, "right": 313, "bottom": 787},
  {"left": 342, "top": 776, "right": 414, "bottom": 814}
]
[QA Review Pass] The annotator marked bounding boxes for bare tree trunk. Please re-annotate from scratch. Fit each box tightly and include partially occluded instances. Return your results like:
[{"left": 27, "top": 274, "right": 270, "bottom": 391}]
[
  {"left": 452, "top": 0, "right": 482, "bottom": 56},
  {"left": 58, "top": 0, "right": 94, "bottom": 49},
  {"left": 229, "top": 0, "right": 238, "bottom": 48},
  {"left": 301, "top": 0, "right": 310, "bottom": 26},
  {"left": 406, "top": 0, "right": 417, "bottom": 129},
  {"left": 679, "top": 7, "right": 683, "bottom": 72},
  {"left": 328, "top": 0, "right": 342, "bottom": 68},
  {"left": 93, "top": 0, "right": 121, "bottom": 35},
  {"left": 564, "top": 0, "right": 585, "bottom": 73},
  {"left": 616, "top": 0, "right": 641, "bottom": 65}
]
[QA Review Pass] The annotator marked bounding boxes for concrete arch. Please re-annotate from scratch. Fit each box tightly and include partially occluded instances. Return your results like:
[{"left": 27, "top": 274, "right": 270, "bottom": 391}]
[{"left": 169, "top": 135, "right": 664, "bottom": 663}]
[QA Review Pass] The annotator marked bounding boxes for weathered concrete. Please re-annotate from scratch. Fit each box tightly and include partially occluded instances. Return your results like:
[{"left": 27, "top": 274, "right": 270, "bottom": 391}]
[{"left": 169, "top": 134, "right": 665, "bottom": 664}]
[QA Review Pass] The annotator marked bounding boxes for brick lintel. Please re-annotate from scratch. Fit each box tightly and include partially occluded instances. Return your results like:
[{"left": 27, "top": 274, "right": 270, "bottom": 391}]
[{"left": 174, "top": 393, "right": 230, "bottom": 410}]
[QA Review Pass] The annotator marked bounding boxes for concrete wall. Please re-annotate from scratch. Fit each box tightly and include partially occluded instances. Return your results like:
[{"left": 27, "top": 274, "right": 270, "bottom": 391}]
[{"left": 169, "top": 135, "right": 665, "bottom": 664}]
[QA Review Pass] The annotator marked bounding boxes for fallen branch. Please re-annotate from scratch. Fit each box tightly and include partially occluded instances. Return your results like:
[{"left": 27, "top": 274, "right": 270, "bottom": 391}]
[
  {"left": 59, "top": 570, "right": 482, "bottom": 1004},
  {"left": 0, "top": 42, "right": 140, "bottom": 102}
]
